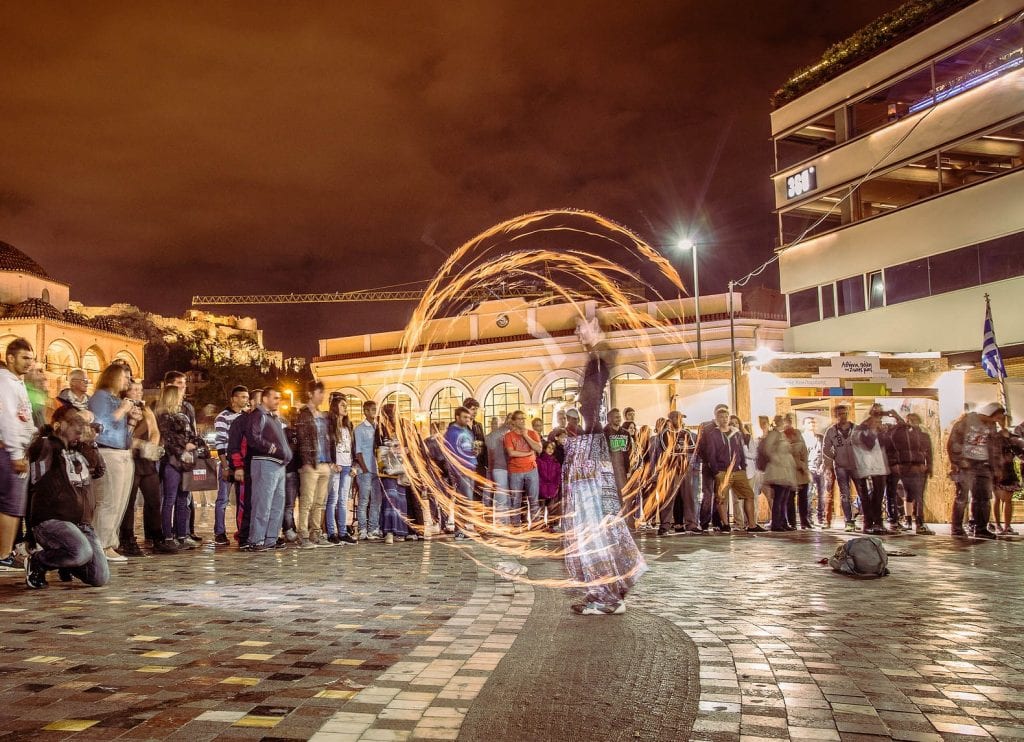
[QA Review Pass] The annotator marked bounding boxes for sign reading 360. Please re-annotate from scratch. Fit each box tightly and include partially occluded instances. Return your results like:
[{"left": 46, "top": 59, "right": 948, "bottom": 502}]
[{"left": 786, "top": 166, "right": 817, "bottom": 199}]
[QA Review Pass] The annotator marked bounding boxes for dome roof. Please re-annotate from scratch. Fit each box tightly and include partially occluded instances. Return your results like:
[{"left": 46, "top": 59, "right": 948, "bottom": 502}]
[
  {"left": 0, "top": 241, "right": 50, "bottom": 279},
  {"left": 7, "top": 298, "right": 63, "bottom": 320}
]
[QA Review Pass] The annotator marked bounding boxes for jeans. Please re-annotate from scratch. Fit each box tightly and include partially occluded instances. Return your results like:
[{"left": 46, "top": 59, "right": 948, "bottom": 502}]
[
  {"left": 32, "top": 521, "right": 109, "bottom": 586},
  {"left": 698, "top": 466, "right": 717, "bottom": 529},
  {"left": 325, "top": 466, "right": 352, "bottom": 537},
  {"left": 490, "top": 468, "right": 510, "bottom": 525},
  {"left": 160, "top": 462, "right": 190, "bottom": 540},
  {"left": 283, "top": 472, "right": 299, "bottom": 532},
  {"left": 124, "top": 458, "right": 162, "bottom": 544},
  {"left": 508, "top": 468, "right": 540, "bottom": 526},
  {"left": 249, "top": 459, "right": 286, "bottom": 547},
  {"left": 824, "top": 464, "right": 859, "bottom": 523},
  {"left": 215, "top": 473, "right": 238, "bottom": 537},
  {"left": 770, "top": 484, "right": 793, "bottom": 529},
  {"left": 808, "top": 472, "right": 826, "bottom": 522},
  {"left": 856, "top": 475, "right": 887, "bottom": 531},
  {"left": 794, "top": 483, "right": 810, "bottom": 528},
  {"left": 298, "top": 463, "right": 331, "bottom": 539},
  {"left": 380, "top": 477, "right": 409, "bottom": 537},
  {"left": 884, "top": 472, "right": 905, "bottom": 524},
  {"left": 452, "top": 472, "right": 475, "bottom": 532},
  {"left": 357, "top": 471, "right": 383, "bottom": 535},
  {"left": 951, "top": 464, "right": 992, "bottom": 534}
]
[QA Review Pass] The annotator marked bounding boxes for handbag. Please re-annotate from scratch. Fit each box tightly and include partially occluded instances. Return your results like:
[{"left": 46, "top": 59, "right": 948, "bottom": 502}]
[{"left": 182, "top": 457, "right": 219, "bottom": 492}]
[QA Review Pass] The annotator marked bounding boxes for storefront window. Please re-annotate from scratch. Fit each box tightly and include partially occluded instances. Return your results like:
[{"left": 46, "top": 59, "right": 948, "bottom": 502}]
[
  {"left": 779, "top": 187, "right": 848, "bottom": 244},
  {"left": 788, "top": 287, "right": 820, "bottom": 326},
  {"left": 836, "top": 275, "right": 865, "bottom": 316}
]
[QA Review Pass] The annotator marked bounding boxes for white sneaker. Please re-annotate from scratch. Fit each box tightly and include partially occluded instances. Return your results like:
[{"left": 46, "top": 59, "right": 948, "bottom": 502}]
[
  {"left": 358, "top": 530, "right": 369, "bottom": 540},
  {"left": 104, "top": 547, "right": 128, "bottom": 563},
  {"left": 384, "top": 533, "right": 394, "bottom": 544}
]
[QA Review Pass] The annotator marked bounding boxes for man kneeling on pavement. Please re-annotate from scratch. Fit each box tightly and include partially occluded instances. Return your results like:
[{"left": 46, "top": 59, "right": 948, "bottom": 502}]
[{"left": 24, "top": 406, "right": 109, "bottom": 589}]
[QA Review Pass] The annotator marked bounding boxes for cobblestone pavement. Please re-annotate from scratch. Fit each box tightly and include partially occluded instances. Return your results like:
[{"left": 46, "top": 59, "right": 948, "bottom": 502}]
[
  {"left": 630, "top": 527, "right": 1024, "bottom": 742},
  {"left": 1, "top": 514, "right": 1022, "bottom": 741}
]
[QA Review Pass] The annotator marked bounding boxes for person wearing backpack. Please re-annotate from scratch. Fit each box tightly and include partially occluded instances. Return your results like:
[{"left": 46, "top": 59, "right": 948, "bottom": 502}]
[{"left": 821, "top": 405, "right": 863, "bottom": 532}]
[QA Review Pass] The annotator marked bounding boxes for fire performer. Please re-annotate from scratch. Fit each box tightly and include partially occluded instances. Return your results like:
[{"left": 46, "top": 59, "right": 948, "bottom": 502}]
[{"left": 562, "top": 317, "right": 648, "bottom": 615}]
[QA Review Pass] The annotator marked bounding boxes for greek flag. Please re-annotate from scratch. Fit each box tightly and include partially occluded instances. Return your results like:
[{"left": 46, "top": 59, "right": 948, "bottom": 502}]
[{"left": 982, "top": 300, "right": 1007, "bottom": 380}]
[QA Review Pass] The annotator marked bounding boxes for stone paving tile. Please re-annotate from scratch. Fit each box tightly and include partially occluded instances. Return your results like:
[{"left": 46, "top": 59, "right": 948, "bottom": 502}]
[
  {"left": 0, "top": 525, "right": 503, "bottom": 741},
  {"left": 630, "top": 528, "right": 1024, "bottom": 742}
]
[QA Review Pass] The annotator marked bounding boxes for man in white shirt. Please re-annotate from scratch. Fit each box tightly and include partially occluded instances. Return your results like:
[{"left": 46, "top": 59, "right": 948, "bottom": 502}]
[{"left": 0, "top": 338, "right": 39, "bottom": 570}]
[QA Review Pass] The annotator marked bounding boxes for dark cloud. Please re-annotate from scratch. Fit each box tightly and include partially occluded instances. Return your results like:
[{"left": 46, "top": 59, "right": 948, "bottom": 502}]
[{"left": 0, "top": 0, "right": 902, "bottom": 356}]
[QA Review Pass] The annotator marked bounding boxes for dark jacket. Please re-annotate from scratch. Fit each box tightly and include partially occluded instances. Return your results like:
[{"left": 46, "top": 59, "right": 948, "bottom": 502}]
[
  {"left": 885, "top": 423, "right": 933, "bottom": 475},
  {"left": 296, "top": 406, "right": 335, "bottom": 468},
  {"left": 947, "top": 412, "right": 1002, "bottom": 471},
  {"left": 701, "top": 426, "right": 747, "bottom": 475},
  {"left": 26, "top": 430, "right": 100, "bottom": 538},
  {"left": 246, "top": 406, "right": 292, "bottom": 464},
  {"left": 157, "top": 410, "right": 200, "bottom": 464},
  {"left": 471, "top": 420, "right": 487, "bottom": 473}
]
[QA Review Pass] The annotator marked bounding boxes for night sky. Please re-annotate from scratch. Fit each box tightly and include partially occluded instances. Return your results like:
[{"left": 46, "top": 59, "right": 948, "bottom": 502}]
[{"left": 0, "top": 0, "right": 902, "bottom": 358}]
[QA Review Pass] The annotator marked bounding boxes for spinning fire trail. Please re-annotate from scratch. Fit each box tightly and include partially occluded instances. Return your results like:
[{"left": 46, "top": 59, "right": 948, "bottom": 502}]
[{"left": 386, "top": 209, "right": 700, "bottom": 589}]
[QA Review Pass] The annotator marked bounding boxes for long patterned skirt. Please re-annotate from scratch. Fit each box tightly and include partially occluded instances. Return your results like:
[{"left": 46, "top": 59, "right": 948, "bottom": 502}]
[{"left": 561, "top": 433, "right": 647, "bottom": 604}]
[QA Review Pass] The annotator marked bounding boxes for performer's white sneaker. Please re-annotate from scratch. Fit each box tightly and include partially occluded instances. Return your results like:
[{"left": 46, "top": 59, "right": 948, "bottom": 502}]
[{"left": 572, "top": 601, "right": 625, "bottom": 615}]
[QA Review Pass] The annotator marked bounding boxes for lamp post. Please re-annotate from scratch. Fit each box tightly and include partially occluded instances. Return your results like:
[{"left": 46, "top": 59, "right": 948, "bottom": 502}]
[{"left": 677, "top": 237, "right": 701, "bottom": 359}]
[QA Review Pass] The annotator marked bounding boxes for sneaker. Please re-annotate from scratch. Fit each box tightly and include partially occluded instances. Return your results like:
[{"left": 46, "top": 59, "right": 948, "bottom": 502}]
[
  {"left": 656, "top": 528, "right": 668, "bottom": 537},
  {"left": 718, "top": 524, "right": 732, "bottom": 533},
  {"left": 0, "top": 553, "right": 19, "bottom": 570},
  {"left": 104, "top": 547, "right": 128, "bottom": 562},
  {"left": 916, "top": 525, "right": 935, "bottom": 535},
  {"left": 844, "top": 522, "right": 856, "bottom": 533},
  {"left": 214, "top": 533, "right": 230, "bottom": 546},
  {"left": 747, "top": 525, "right": 766, "bottom": 533},
  {"left": 25, "top": 555, "right": 48, "bottom": 589},
  {"left": 284, "top": 528, "right": 298, "bottom": 543},
  {"left": 117, "top": 540, "right": 146, "bottom": 558},
  {"left": 384, "top": 533, "right": 394, "bottom": 544},
  {"left": 951, "top": 529, "right": 968, "bottom": 537},
  {"left": 358, "top": 530, "right": 369, "bottom": 541},
  {"left": 365, "top": 531, "right": 381, "bottom": 541},
  {"left": 973, "top": 529, "right": 996, "bottom": 540},
  {"left": 298, "top": 537, "right": 317, "bottom": 550},
  {"left": 239, "top": 543, "right": 259, "bottom": 552},
  {"left": 184, "top": 536, "right": 203, "bottom": 548},
  {"left": 571, "top": 602, "right": 620, "bottom": 616},
  {"left": 453, "top": 532, "right": 467, "bottom": 541},
  {"left": 340, "top": 534, "right": 357, "bottom": 545},
  {"left": 327, "top": 534, "right": 341, "bottom": 544},
  {"left": 175, "top": 538, "right": 196, "bottom": 551},
  {"left": 152, "top": 539, "right": 179, "bottom": 554},
  {"left": 275, "top": 538, "right": 288, "bottom": 549}
]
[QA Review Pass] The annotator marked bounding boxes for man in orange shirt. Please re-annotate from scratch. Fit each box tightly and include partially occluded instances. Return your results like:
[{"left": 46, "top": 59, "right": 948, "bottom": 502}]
[{"left": 504, "top": 410, "right": 542, "bottom": 529}]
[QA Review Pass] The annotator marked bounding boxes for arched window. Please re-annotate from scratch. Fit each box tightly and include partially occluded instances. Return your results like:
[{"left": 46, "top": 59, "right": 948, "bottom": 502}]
[
  {"left": 113, "top": 351, "right": 140, "bottom": 379},
  {"left": 41, "top": 288, "right": 50, "bottom": 303},
  {"left": 483, "top": 382, "right": 523, "bottom": 423},
  {"left": 82, "top": 346, "right": 105, "bottom": 382},
  {"left": 45, "top": 340, "right": 79, "bottom": 377},
  {"left": 329, "top": 391, "right": 366, "bottom": 427},
  {"left": 541, "top": 377, "right": 579, "bottom": 430},
  {"left": 382, "top": 390, "right": 413, "bottom": 420},
  {"left": 429, "top": 385, "right": 464, "bottom": 426},
  {"left": 612, "top": 372, "right": 642, "bottom": 382}
]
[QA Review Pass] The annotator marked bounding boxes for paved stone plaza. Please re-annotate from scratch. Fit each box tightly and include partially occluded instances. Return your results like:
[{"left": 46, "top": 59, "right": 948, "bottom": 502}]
[{"left": 0, "top": 518, "right": 1021, "bottom": 742}]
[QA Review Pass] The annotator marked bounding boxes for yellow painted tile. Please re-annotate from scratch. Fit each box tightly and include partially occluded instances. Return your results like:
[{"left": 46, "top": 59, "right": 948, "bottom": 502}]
[
  {"left": 58, "top": 630, "right": 93, "bottom": 636},
  {"left": 0, "top": 608, "right": 27, "bottom": 613},
  {"left": 43, "top": 720, "right": 99, "bottom": 732},
  {"left": 238, "top": 640, "right": 270, "bottom": 647},
  {"left": 137, "top": 666, "right": 174, "bottom": 673},
  {"left": 334, "top": 623, "right": 362, "bottom": 629},
  {"left": 26, "top": 656, "right": 62, "bottom": 664},
  {"left": 142, "top": 650, "right": 179, "bottom": 659},
  {"left": 220, "top": 676, "right": 261, "bottom": 686},
  {"left": 331, "top": 658, "right": 365, "bottom": 666},
  {"left": 130, "top": 635, "right": 160, "bottom": 642},
  {"left": 233, "top": 715, "right": 281, "bottom": 728},
  {"left": 314, "top": 689, "right": 356, "bottom": 699},
  {"left": 236, "top": 653, "right": 274, "bottom": 661}
]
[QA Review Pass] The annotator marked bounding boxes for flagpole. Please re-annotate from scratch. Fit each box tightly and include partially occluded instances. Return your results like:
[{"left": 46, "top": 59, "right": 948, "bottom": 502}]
[{"left": 984, "top": 293, "right": 1012, "bottom": 419}]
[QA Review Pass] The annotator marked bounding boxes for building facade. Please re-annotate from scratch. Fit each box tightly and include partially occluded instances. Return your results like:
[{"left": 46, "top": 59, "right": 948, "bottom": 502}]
[
  {"left": 0, "top": 241, "right": 145, "bottom": 394},
  {"left": 772, "top": 0, "right": 1023, "bottom": 412},
  {"left": 312, "top": 294, "right": 786, "bottom": 429}
]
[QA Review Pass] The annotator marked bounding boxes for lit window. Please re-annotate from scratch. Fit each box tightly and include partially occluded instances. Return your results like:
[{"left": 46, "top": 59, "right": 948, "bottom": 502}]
[
  {"left": 429, "top": 386, "right": 464, "bottom": 426},
  {"left": 837, "top": 275, "right": 865, "bottom": 316},
  {"left": 779, "top": 187, "right": 849, "bottom": 244},
  {"left": 541, "top": 377, "right": 578, "bottom": 430},
  {"left": 867, "top": 271, "right": 884, "bottom": 309},
  {"left": 483, "top": 382, "right": 523, "bottom": 423},
  {"left": 382, "top": 391, "right": 413, "bottom": 420}
]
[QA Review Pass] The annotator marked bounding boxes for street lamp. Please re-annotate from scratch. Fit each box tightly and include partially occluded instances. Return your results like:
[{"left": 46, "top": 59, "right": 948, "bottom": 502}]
[{"left": 677, "top": 237, "right": 701, "bottom": 359}]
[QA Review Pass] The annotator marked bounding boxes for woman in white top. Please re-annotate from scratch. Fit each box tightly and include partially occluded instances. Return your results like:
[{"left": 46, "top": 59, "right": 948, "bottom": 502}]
[{"left": 324, "top": 393, "right": 357, "bottom": 544}]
